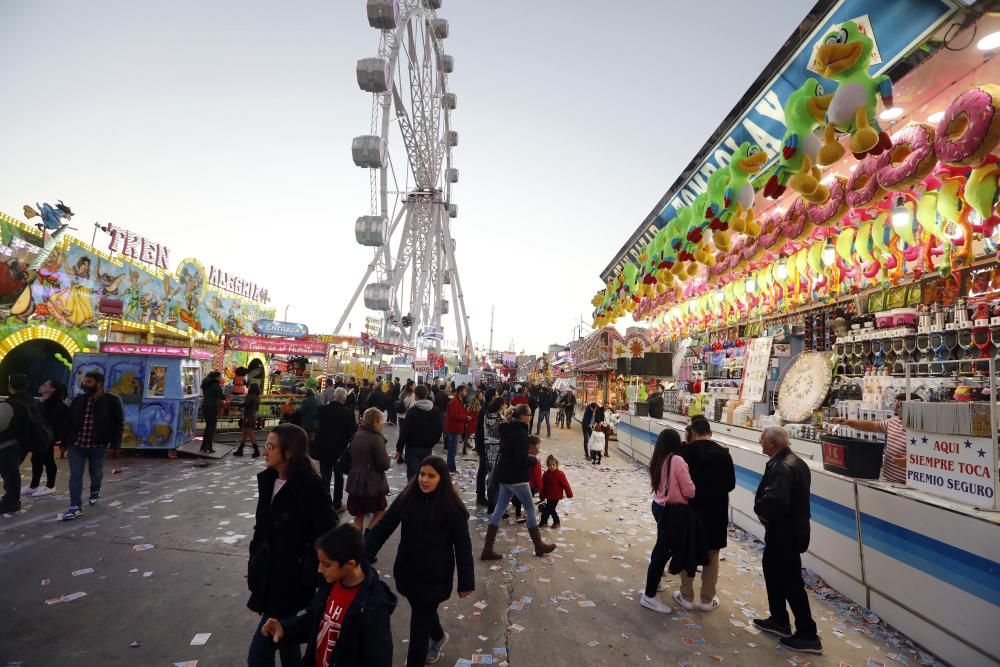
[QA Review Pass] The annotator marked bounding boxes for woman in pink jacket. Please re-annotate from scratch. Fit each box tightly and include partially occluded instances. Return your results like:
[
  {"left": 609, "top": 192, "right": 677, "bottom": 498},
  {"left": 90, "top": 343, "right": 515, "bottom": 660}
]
[{"left": 640, "top": 428, "right": 696, "bottom": 614}]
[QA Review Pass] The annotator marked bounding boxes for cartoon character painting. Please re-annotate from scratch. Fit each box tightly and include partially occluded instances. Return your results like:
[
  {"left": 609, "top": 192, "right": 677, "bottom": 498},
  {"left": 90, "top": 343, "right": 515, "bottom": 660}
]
[
  {"left": 109, "top": 359, "right": 145, "bottom": 404},
  {"left": 22, "top": 201, "right": 74, "bottom": 234},
  {"left": 139, "top": 401, "right": 176, "bottom": 447},
  {"left": 45, "top": 255, "right": 97, "bottom": 328}
]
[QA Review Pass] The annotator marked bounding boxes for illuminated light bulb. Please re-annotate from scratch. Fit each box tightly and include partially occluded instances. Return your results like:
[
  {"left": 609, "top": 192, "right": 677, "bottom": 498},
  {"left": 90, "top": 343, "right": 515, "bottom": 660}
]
[
  {"left": 774, "top": 257, "right": 789, "bottom": 281},
  {"left": 891, "top": 197, "right": 912, "bottom": 230},
  {"left": 991, "top": 224, "right": 1000, "bottom": 245},
  {"left": 927, "top": 110, "right": 945, "bottom": 124},
  {"left": 977, "top": 31, "right": 1000, "bottom": 51},
  {"left": 714, "top": 289, "right": 724, "bottom": 303},
  {"left": 879, "top": 107, "right": 904, "bottom": 121},
  {"left": 822, "top": 239, "right": 836, "bottom": 267},
  {"left": 744, "top": 275, "right": 756, "bottom": 293}
]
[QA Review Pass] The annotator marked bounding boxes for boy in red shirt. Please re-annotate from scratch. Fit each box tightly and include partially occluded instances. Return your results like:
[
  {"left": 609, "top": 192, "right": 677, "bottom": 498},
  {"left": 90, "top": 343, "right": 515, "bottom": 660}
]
[
  {"left": 539, "top": 454, "right": 573, "bottom": 529},
  {"left": 261, "top": 524, "right": 396, "bottom": 667}
]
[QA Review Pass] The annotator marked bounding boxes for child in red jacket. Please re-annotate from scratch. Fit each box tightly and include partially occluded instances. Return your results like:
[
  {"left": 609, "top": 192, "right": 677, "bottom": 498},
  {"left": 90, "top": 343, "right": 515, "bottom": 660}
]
[
  {"left": 539, "top": 455, "right": 573, "bottom": 528},
  {"left": 513, "top": 436, "right": 543, "bottom": 524}
]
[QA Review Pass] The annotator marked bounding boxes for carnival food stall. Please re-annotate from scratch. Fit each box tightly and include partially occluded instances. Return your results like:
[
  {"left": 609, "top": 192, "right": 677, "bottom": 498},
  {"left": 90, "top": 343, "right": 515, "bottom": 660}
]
[
  {"left": 588, "top": 3, "right": 1000, "bottom": 665},
  {"left": 70, "top": 343, "right": 208, "bottom": 450},
  {"left": 571, "top": 327, "right": 622, "bottom": 407}
]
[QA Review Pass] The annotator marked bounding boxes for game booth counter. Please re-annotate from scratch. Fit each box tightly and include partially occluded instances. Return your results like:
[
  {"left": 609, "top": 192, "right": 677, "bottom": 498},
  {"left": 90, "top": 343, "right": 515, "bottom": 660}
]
[
  {"left": 69, "top": 343, "right": 214, "bottom": 453},
  {"left": 0, "top": 208, "right": 276, "bottom": 395},
  {"left": 588, "top": 2, "right": 1000, "bottom": 664}
]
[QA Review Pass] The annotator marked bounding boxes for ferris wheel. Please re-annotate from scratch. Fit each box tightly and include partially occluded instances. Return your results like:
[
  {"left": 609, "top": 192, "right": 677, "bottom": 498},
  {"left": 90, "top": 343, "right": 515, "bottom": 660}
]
[{"left": 335, "top": 0, "right": 473, "bottom": 361}]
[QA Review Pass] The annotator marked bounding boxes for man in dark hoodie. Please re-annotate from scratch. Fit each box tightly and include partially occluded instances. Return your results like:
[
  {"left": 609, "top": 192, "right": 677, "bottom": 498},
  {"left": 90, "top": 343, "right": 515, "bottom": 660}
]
[
  {"left": 262, "top": 524, "right": 396, "bottom": 667},
  {"left": 399, "top": 385, "right": 443, "bottom": 479}
]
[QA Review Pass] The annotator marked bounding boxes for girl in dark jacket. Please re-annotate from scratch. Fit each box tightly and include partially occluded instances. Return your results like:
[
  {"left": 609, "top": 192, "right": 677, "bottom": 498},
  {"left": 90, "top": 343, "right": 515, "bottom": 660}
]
[
  {"left": 26, "top": 379, "right": 69, "bottom": 496},
  {"left": 480, "top": 404, "right": 555, "bottom": 560},
  {"left": 365, "top": 456, "right": 474, "bottom": 666},
  {"left": 246, "top": 424, "right": 337, "bottom": 666}
]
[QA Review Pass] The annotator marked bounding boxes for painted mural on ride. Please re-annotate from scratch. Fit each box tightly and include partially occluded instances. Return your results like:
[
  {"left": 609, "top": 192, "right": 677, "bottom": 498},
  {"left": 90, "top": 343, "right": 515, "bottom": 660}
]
[{"left": 0, "top": 209, "right": 275, "bottom": 353}]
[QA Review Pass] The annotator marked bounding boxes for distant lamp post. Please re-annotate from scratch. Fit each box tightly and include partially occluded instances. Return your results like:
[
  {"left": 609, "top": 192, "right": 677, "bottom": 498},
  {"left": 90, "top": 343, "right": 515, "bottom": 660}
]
[{"left": 284, "top": 304, "right": 292, "bottom": 321}]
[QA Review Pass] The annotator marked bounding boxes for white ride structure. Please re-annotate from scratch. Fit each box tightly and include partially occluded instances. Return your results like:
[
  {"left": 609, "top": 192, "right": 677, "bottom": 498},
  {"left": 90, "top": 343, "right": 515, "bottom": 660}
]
[{"left": 336, "top": 0, "right": 472, "bottom": 363}]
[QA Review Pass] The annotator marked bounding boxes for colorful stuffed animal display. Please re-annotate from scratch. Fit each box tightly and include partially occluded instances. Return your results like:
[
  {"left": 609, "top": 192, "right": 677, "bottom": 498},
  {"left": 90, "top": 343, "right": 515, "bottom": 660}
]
[
  {"left": 764, "top": 78, "right": 831, "bottom": 201},
  {"left": 814, "top": 21, "right": 893, "bottom": 165}
]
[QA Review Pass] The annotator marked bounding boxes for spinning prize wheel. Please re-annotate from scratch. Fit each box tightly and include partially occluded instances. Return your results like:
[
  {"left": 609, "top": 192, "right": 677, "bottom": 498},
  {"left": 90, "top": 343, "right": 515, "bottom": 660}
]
[{"left": 776, "top": 352, "right": 836, "bottom": 423}]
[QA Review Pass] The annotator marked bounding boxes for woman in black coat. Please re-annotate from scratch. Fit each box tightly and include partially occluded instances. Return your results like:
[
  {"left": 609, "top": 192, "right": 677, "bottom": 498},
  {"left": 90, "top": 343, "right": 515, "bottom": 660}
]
[
  {"left": 480, "top": 404, "right": 555, "bottom": 560},
  {"left": 26, "top": 379, "right": 69, "bottom": 496},
  {"left": 246, "top": 424, "right": 337, "bottom": 667},
  {"left": 365, "top": 455, "right": 474, "bottom": 666}
]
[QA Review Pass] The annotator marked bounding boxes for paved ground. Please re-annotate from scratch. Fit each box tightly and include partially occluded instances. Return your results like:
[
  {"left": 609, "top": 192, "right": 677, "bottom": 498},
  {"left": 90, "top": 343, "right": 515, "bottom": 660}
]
[{"left": 1, "top": 422, "right": 940, "bottom": 666}]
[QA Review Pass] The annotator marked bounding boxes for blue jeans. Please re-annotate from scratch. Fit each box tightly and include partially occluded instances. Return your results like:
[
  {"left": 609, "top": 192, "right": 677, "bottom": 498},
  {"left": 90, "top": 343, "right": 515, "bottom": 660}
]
[
  {"left": 490, "top": 482, "right": 537, "bottom": 528},
  {"left": 406, "top": 447, "right": 432, "bottom": 480},
  {"left": 444, "top": 432, "right": 460, "bottom": 471},
  {"left": 68, "top": 446, "right": 107, "bottom": 508},
  {"left": 535, "top": 409, "right": 550, "bottom": 436},
  {"left": 247, "top": 615, "right": 301, "bottom": 666}
]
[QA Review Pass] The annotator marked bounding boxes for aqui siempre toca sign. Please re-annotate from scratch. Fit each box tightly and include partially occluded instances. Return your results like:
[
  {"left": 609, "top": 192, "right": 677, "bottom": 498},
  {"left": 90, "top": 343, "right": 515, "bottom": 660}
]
[{"left": 253, "top": 320, "right": 309, "bottom": 338}]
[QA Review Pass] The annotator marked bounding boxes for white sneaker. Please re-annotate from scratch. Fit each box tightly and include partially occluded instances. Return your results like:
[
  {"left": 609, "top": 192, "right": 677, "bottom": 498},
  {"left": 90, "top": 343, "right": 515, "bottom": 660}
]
[
  {"left": 672, "top": 590, "right": 695, "bottom": 610},
  {"left": 640, "top": 594, "right": 672, "bottom": 614},
  {"left": 32, "top": 487, "right": 55, "bottom": 498},
  {"left": 697, "top": 596, "right": 720, "bottom": 612},
  {"left": 21, "top": 486, "right": 37, "bottom": 496},
  {"left": 426, "top": 630, "right": 449, "bottom": 663}
]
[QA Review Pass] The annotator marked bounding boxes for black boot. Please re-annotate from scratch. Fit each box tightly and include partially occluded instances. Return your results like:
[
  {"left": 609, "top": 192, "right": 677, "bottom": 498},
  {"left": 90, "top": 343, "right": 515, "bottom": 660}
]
[
  {"left": 251, "top": 444, "right": 260, "bottom": 458},
  {"left": 233, "top": 444, "right": 244, "bottom": 457}
]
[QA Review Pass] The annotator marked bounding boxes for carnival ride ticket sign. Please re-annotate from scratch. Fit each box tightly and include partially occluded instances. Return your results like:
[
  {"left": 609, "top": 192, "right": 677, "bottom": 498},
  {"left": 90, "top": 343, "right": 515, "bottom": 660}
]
[
  {"left": 739, "top": 337, "right": 773, "bottom": 403},
  {"left": 776, "top": 352, "right": 834, "bottom": 424},
  {"left": 905, "top": 430, "right": 997, "bottom": 507}
]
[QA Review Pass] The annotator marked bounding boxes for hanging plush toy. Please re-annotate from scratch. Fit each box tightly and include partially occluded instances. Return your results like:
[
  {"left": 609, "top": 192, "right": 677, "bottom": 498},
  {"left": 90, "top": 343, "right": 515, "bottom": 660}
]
[
  {"left": 764, "top": 78, "right": 831, "bottom": 201},
  {"left": 814, "top": 21, "right": 893, "bottom": 165},
  {"left": 701, "top": 142, "right": 767, "bottom": 248}
]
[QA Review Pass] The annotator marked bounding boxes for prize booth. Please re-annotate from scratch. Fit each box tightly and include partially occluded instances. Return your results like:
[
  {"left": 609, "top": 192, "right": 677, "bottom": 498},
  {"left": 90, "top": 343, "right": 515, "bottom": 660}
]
[{"left": 70, "top": 342, "right": 206, "bottom": 450}]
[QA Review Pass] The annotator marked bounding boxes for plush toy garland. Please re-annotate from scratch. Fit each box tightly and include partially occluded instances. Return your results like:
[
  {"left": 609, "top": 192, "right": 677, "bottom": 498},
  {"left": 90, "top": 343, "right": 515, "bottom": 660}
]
[{"left": 592, "top": 80, "right": 1000, "bottom": 330}]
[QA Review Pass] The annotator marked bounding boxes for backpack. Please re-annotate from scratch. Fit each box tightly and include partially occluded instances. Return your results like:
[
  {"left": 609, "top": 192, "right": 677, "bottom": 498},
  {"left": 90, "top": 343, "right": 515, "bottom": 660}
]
[{"left": 8, "top": 399, "right": 53, "bottom": 457}]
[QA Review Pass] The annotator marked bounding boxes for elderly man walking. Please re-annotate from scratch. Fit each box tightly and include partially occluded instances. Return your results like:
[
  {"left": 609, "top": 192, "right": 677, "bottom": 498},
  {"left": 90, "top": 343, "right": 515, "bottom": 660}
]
[
  {"left": 313, "top": 387, "right": 357, "bottom": 510},
  {"left": 752, "top": 426, "right": 822, "bottom": 655}
]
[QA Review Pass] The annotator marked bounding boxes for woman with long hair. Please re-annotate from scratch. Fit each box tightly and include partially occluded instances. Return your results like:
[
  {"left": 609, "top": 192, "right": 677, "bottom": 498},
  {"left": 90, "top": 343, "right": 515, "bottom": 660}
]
[
  {"left": 246, "top": 424, "right": 337, "bottom": 666},
  {"left": 480, "top": 404, "right": 555, "bottom": 561},
  {"left": 395, "top": 383, "right": 416, "bottom": 464},
  {"left": 235, "top": 383, "right": 262, "bottom": 457},
  {"left": 346, "top": 407, "right": 391, "bottom": 532},
  {"left": 640, "top": 428, "right": 698, "bottom": 615},
  {"left": 366, "top": 456, "right": 474, "bottom": 666},
  {"left": 24, "top": 379, "right": 68, "bottom": 496}
]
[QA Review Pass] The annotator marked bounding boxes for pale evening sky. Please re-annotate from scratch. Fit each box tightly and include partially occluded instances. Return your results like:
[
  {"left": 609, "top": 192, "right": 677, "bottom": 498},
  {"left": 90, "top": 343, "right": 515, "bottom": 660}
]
[{"left": 0, "top": 0, "right": 816, "bottom": 355}]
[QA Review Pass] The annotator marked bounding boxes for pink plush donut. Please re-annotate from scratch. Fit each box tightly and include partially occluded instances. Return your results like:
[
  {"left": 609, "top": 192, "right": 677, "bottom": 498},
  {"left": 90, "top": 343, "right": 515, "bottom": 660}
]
[
  {"left": 807, "top": 176, "right": 848, "bottom": 226},
  {"left": 934, "top": 84, "right": 1000, "bottom": 167},
  {"left": 741, "top": 236, "right": 758, "bottom": 264},
  {"left": 877, "top": 123, "right": 937, "bottom": 189},
  {"left": 846, "top": 151, "right": 890, "bottom": 208},
  {"left": 780, "top": 198, "right": 808, "bottom": 240},
  {"left": 756, "top": 212, "right": 783, "bottom": 255}
]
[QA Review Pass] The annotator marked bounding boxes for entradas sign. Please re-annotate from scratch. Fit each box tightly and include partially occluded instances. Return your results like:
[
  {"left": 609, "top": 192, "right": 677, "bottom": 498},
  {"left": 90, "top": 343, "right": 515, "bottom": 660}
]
[{"left": 253, "top": 320, "right": 309, "bottom": 338}]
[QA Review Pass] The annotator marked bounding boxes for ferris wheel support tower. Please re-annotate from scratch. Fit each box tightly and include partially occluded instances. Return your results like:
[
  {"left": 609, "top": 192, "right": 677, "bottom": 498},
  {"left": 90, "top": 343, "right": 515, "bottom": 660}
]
[{"left": 334, "top": 0, "right": 473, "bottom": 365}]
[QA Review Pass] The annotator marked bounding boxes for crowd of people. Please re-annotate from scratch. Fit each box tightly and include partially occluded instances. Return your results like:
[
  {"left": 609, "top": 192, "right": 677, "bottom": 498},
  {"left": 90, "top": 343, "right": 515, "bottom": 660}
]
[
  {"left": 1, "top": 369, "right": 824, "bottom": 661},
  {"left": 638, "top": 416, "right": 823, "bottom": 655},
  {"left": 0, "top": 371, "right": 124, "bottom": 521}
]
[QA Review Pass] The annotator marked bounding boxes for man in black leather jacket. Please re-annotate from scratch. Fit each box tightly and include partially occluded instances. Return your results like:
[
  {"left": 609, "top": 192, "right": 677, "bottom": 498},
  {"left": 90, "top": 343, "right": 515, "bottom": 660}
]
[{"left": 752, "top": 425, "right": 822, "bottom": 655}]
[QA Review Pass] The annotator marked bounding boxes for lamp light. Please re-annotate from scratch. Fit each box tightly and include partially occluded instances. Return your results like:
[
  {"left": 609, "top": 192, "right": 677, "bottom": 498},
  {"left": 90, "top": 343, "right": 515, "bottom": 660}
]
[
  {"left": 977, "top": 31, "right": 1000, "bottom": 51},
  {"left": 744, "top": 275, "right": 756, "bottom": 293},
  {"left": 927, "top": 110, "right": 945, "bottom": 124},
  {"left": 879, "top": 107, "right": 904, "bottom": 121},
  {"left": 822, "top": 239, "right": 836, "bottom": 267},
  {"left": 774, "top": 256, "right": 789, "bottom": 281},
  {"left": 714, "top": 289, "right": 724, "bottom": 303},
  {"left": 891, "top": 196, "right": 912, "bottom": 230}
]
